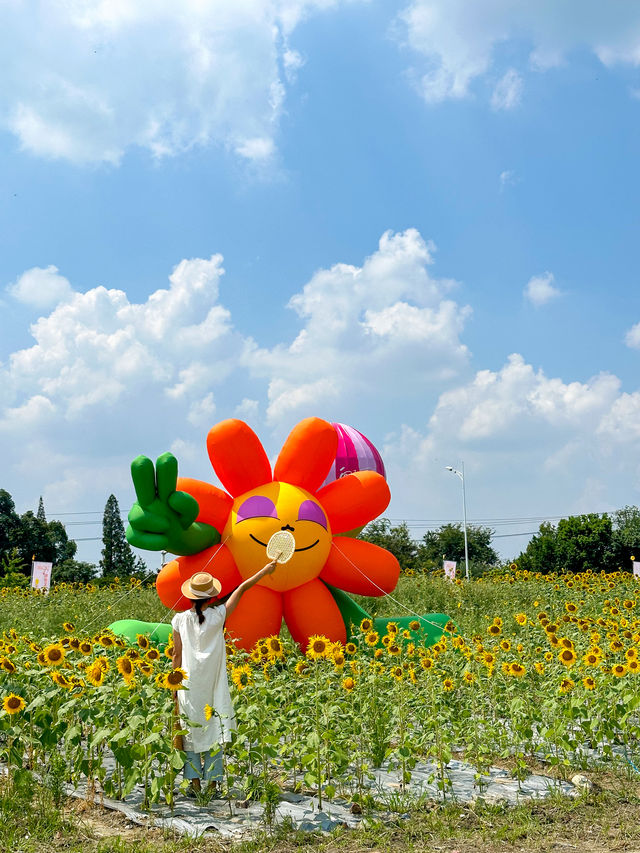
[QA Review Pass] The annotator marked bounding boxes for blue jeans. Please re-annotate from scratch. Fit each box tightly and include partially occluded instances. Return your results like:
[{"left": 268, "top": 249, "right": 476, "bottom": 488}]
[{"left": 183, "top": 747, "right": 223, "bottom": 782}]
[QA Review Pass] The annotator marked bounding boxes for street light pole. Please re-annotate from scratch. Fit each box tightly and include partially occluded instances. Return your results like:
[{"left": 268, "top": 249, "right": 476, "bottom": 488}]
[{"left": 445, "top": 463, "right": 470, "bottom": 580}]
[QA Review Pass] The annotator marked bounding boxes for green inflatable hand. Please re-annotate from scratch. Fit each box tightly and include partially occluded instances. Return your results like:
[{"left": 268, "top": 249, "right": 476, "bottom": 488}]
[{"left": 126, "top": 452, "right": 220, "bottom": 556}]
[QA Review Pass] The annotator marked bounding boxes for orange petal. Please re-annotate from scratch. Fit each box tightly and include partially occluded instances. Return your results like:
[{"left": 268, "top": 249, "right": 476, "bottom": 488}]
[
  {"left": 320, "top": 538, "right": 400, "bottom": 596},
  {"left": 273, "top": 417, "right": 337, "bottom": 492},
  {"left": 283, "top": 579, "right": 346, "bottom": 650},
  {"left": 177, "top": 477, "right": 233, "bottom": 530},
  {"left": 156, "top": 544, "right": 240, "bottom": 611},
  {"left": 225, "top": 586, "right": 283, "bottom": 651},
  {"left": 316, "top": 471, "right": 390, "bottom": 534},
  {"left": 206, "top": 419, "right": 272, "bottom": 496}
]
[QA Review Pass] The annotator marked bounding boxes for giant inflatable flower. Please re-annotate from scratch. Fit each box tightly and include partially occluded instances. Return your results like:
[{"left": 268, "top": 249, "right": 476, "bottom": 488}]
[{"left": 127, "top": 418, "right": 400, "bottom": 650}]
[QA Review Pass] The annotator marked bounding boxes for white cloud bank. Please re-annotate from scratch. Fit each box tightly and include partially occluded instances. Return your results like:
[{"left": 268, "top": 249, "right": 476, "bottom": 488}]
[
  {"left": 399, "top": 0, "right": 640, "bottom": 105},
  {"left": 0, "top": 0, "right": 352, "bottom": 165},
  {"left": 2, "top": 232, "right": 640, "bottom": 563}
]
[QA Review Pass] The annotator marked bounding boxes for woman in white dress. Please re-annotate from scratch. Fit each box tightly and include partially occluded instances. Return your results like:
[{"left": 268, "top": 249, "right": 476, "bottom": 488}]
[{"left": 171, "top": 561, "right": 276, "bottom": 796}]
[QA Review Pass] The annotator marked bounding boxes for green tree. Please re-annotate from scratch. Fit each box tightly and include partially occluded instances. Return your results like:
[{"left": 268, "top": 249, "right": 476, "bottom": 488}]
[
  {"left": 37, "top": 496, "right": 46, "bottom": 523},
  {"left": 0, "top": 490, "right": 21, "bottom": 562},
  {"left": 52, "top": 559, "right": 98, "bottom": 584},
  {"left": 100, "top": 494, "right": 140, "bottom": 578},
  {"left": 0, "top": 548, "right": 29, "bottom": 587},
  {"left": 418, "top": 523, "right": 499, "bottom": 573},
  {"left": 359, "top": 519, "right": 419, "bottom": 573},
  {"left": 611, "top": 506, "right": 640, "bottom": 568},
  {"left": 516, "top": 513, "right": 614, "bottom": 574}
]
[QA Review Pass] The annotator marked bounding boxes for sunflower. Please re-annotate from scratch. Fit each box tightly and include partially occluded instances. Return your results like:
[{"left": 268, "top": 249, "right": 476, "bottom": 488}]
[
  {"left": 98, "top": 635, "right": 115, "bottom": 648},
  {"left": 612, "top": 663, "right": 627, "bottom": 677},
  {"left": 386, "top": 622, "right": 399, "bottom": 636},
  {"left": 558, "top": 648, "right": 577, "bottom": 668},
  {"left": 514, "top": 613, "right": 527, "bottom": 626},
  {"left": 390, "top": 666, "right": 404, "bottom": 681},
  {"left": 332, "top": 652, "right": 345, "bottom": 669},
  {"left": 2, "top": 694, "right": 25, "bottom": 715},
  {"left": 165, "top": 667, "right": 188, "bottom": 688},
  {"left": 294, "top": 660, "right": 309, "bottom": 677},
  {"left": 559, "top": 677, "right": 575, "bottom": 694},
  {"left": 116, "top": 656, "right": 135, "bottom": 680},
  {"left": 500, "top": 639, "right": 511, "bottom": 652},
  {"left": 125, "top": 648, "right": 140, "bottom": 660},
  {"left": 86, "top": 661, "right": 105, "bottom": 687},
  {"left": 387, "top": 644, "right": 401, "bottom": 657},
  {"left": 231, "top": 664, "right": 252, "bottom": 690},
  {"left": 306, "top": 635, "right": 330, "bottom": 660},
  {"left": 42, "top": 644, "right": 65, "bottom": 667},
  {"left": 359, "top": 618, "right": 373, "bottom": 633},
  {"left": 582, "top": 676, "right": 596, "bottom": 690},
  {"left": 381, "top": 634, "right": 392, "bottom": 647},
  {"left": 374, "top": 648, "right": 384, "bottom": 660},
  {"left": 488, "top": 624, "right": 501, "bottom": 636},
  {"left": 625, "top": 647, "right": 638, "bottom": 661},
  {"left": 534, "top": 662, "right": 545, "bottom": 675},
  {"left": 204, "top": 704, "right": 214, "bottom": 721},
  {"left": 136, "top": 634, "right": 150, "bottom": 650},
  {"left": 51, "top": 672, "right": 72, "bottom": 689},
  {"left": 627, "top": 659, "right": 640, "bottom": 674},
  {"left": 341, "top": 676, "right": 355, "bottom": 691},
  {"left": 62, "top": 622, "right": 75, "bottom": 632},
  {"left": 69, "top": 637, "right": 81, "bottom": 650},
  {"left": 442, "top": 677, "right": 454, "bottom": 691},
  {"left": 137, "top": 661, "right": 154, "bottom": 677},
  {"left": 265, "top": 635, "right": 284, "bottom": 658},
  {"left": 565, "top": 602, "right": 578, "bottom": 614},
  {"left": 508, "top": 662, "right": 526, "bottom": 678},
  {"left": 364, "top": 631, "right": 379, "bottom": 647},
  {"left": 345, "top": 642, "right": 357, "bottom": 655},
  {"left": 78, "top": 641, "right": 93, "bottom": 656},
  {"left": 164, "top": 644, "right": 175, "bottom": 660},
  {"left": 463, "top": 671, "right": 475, "bottom": 683},
  {"left": 145, "top": 649, "right": 161, "bottom": 662},
  {"left": 409, "top": 620, "right": 421, "bottom": 632},
  {"left": 0, "top": 658, "right": 16, "bottom": 674}
]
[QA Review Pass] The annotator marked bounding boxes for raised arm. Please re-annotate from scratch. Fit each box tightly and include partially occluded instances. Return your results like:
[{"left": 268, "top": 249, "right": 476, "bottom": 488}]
[
  {"left": 225, "top": 560, "right": 277, "bottom": 618},
  {"left": 126, "top": 452, "right": 220, "bottom": 555}
]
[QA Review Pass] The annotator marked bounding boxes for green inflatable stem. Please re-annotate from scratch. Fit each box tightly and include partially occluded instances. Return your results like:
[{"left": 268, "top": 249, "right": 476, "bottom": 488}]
[
  {"left": 108, "top": 619, "right": 173, "bottom": 648},
  {"left": 325, "top": 583, "right": 455, "bottom": 647}
]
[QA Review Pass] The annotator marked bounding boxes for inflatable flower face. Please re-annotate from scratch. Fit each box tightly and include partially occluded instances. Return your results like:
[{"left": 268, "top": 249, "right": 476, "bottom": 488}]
[{"left": 157, "top": 418, "right": 400, "bottom": 650}]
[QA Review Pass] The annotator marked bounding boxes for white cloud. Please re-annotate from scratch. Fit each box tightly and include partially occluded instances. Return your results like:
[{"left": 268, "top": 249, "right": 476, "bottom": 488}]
[
  {"left": 399, "top": 1, "right": 640, "bottom": 105},
  {"left": 499, "top": 169, "right": 517, "bottom": 189},
  {"left": 625, "top": 322, "right": 640, "bottom": 349},
  {"left": 7, "top": 265, "right": 74, "bottom": 309},
  {"left": 0, "top": 0, "right": 352, "bottom": 165},
  {"left": 1, "top": 254, "right": 238, "bottom": 421},
  {"left": 524, "top": 272, "right": 561, "bottom": 307},
  {"left": 380, "top": 354, "right": 640, "bottom": 557},
  {"left": 242, "top": 228, "right": 472, "bottom": 424},
  {"left": 491, "top": 68, "right": 523, "bottom": 110}
]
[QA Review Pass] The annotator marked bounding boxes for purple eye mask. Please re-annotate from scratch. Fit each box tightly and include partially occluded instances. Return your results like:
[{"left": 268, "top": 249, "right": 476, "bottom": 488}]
[
  {"left": 297, "top": 500, "right": 327, "bottom": 530},
  {"left": 236, "top": 495, "right": 278, "bottom": 523}
]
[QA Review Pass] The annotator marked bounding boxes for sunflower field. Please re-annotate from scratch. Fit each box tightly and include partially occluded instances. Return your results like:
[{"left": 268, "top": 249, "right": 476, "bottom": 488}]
[{"left": 1, "top": 569, "right": 640, "bottom": 815}]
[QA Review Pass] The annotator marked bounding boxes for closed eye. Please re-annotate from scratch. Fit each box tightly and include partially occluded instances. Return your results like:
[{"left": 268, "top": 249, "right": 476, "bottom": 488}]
[
  {"left": 297, "top": 500, "right": 327, "bottom": 530},
  {"left": 236, "top": 496, "right": 278, "bottom": 523}
]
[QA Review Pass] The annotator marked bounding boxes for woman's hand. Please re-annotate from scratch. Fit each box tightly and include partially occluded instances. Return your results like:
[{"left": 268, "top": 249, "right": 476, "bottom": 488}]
[{"left": 263, "top": 559, "right": 278, "bottom": 575}]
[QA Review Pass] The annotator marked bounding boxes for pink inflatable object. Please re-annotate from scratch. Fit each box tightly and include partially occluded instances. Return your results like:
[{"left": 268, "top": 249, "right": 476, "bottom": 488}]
[{"left": 322, "top": 423, "right": 386, "bottom": 488}]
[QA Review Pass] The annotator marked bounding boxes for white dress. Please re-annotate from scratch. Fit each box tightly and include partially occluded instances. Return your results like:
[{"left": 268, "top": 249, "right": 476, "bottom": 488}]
[{"left": 171, "top": 606, "right": 236, "bottom": 752}]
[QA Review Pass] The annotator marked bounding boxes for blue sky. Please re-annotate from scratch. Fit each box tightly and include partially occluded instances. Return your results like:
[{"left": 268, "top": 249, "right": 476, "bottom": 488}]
[{"left": 1, "top": 0, "right": 640, "bottom": 567}]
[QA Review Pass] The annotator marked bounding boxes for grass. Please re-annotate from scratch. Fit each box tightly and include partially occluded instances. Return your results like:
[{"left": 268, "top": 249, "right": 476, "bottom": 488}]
[{"left": 5, "top": 782, "right": 640, "bottom": 852}]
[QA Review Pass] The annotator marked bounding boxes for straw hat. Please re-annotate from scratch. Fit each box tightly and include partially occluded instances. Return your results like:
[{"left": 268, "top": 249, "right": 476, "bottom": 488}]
[{"left": 180, "top": 572, "right": 222, "bottom": 600}]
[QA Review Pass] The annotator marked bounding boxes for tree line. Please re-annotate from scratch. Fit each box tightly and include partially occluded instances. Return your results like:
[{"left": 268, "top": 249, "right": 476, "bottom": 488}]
[
  {"left": 0, "top": 490, "right": 146, "bottom": 585},
  {"left": 360, "top": 507, "right": 640, "bottom": 576}
]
